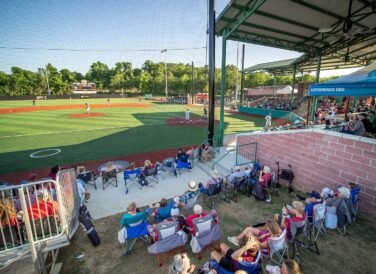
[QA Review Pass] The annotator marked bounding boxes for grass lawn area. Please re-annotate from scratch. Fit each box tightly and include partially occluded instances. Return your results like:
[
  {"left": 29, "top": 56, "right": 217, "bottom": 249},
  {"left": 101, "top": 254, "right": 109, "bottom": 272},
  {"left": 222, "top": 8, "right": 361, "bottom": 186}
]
[
  {"left": 0, "top": 99, "right": 266, "bottom": 174},
  {"left": 58, "top": 187, "right": 376, "bottom": 274}
]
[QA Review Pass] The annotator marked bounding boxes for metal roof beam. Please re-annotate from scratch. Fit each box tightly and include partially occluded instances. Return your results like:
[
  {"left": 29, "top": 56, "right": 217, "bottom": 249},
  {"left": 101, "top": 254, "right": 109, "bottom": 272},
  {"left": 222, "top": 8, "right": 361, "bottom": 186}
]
[
  {"left": 239, "top": 22, "right": 327, "bottom": 44},
  {"left": 225, "top": 0, "right": 266, "bottom": 39},
  {"left": 303, "top": 3, "right": 372, "bottom": 48},
  {"left": 289, "top": 0, "right": 368, "bottom": 29},
  {"left": 254, "top": 10, "right": 318, "bottom": 31},
  {"left": 231, "top": 30, "right": 315, "bottom": 52}
]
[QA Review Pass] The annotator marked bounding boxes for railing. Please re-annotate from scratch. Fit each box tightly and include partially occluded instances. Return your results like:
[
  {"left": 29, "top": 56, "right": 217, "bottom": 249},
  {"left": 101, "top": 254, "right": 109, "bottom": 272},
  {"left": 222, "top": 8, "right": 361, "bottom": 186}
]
[
  {"left": 0, "top": 168, "right": 79, "bottom": 272},
  {"left": 211, "top": 148, "right": 236, "bottom": 171},
  {"left": 236, "top": 142, "right": 258, "bottom": 166}
]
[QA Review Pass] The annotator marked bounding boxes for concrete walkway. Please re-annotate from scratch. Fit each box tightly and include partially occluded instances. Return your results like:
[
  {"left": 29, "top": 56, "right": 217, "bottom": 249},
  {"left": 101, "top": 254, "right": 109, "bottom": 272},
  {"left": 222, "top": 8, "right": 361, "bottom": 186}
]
[{"left": 86, "top": 167, "right": 214, "bottom": 220}]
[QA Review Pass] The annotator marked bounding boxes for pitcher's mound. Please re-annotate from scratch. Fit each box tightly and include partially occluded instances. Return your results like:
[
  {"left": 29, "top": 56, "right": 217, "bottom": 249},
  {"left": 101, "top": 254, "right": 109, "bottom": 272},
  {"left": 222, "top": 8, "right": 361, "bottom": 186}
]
[
  {"left": 166, "top": 117, "right": 218, "bottom": 127},
  {"left": 69, "top": 113, "right": 105, "bottom": 118}
]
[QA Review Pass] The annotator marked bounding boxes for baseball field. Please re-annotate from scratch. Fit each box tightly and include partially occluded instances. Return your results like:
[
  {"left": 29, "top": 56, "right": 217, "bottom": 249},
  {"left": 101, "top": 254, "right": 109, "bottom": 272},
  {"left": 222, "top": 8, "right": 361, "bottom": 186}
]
[{"left": 0, "top": 98, "right": 270, "bottom": 181}]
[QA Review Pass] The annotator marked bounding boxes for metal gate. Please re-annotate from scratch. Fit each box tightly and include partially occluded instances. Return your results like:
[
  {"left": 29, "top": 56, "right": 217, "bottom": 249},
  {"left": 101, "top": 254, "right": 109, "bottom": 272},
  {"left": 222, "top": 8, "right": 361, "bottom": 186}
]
[{"left": 236, "top": 142, "right": 258, "bottom": 166}]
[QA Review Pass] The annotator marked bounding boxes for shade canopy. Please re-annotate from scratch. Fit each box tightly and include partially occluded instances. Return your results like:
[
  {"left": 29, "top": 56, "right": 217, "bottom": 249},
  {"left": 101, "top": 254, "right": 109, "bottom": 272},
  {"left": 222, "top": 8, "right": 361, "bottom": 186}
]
[
  {"left": 308, "top": 61, "right": 376, "bottom": 96},
  {"left": 216, "top": 0, "right": 376, "bottom": 70}
]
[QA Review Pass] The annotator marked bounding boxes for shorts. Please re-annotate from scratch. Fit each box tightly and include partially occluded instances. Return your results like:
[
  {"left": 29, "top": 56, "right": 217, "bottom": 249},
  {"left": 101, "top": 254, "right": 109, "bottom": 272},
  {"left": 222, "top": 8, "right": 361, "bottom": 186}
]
[
  {"left": 257, "top": 229, "right": 269, "bottom": 243},
  {"left": 219, "top": 248, "right": 236, "bottom": 272}
]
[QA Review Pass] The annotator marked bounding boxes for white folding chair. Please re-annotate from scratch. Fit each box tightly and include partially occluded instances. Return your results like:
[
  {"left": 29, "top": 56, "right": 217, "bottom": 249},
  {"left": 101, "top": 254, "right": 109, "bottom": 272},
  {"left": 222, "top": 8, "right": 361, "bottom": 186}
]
[{"left": 263, "top": 229, "right": 288, "bottom": 266}]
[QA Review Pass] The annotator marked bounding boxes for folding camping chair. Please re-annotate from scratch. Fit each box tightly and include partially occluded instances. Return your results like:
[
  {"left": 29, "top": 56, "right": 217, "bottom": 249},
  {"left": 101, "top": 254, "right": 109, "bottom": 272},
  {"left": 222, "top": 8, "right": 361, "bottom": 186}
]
[
  {"left": 159, "top": 157, "right": 177, "bottom": 179},
  {"left": 176, "top": 154, "right": 192, "bottom": 174},
  {"left": 77, "top": 170, "right": 97, "bottom": 190},
  {"left": 262, "top": 229, "right": 289, "bottom": 266},
  {"left": 190, "top": 214, "right": 221, "bottom": 259},
  {"left": 225, "top": 175, "right": 247, "bottom": 203},
  {"left": 304, "top": 203, "right": 326, "bottom": 255},
  {"left": 123, "top": 168, "right": 142, "bottom": 194},
  {"left": 209, "top": 249, "right": 261, "bottom": 274},
  {"left": 289, "top": 217, "right": 307, "bottom": 267},
  {"left": 101, "top": 169, "right": 118, "bottom": 190},
  {"left": 123, "top": 219, "right": 151, "bottom": 256},
  {"left": 147, "top": 220, "right": 188, "bottom": 266},
  {"left": 202, "top": 178, "right": 226, "bottom": 209},
  {"left": 183, "top": 193, "right": 200, "bottom": 210},
  {"left": 144, "top": 166, "right": 159, "bottom": 185}
]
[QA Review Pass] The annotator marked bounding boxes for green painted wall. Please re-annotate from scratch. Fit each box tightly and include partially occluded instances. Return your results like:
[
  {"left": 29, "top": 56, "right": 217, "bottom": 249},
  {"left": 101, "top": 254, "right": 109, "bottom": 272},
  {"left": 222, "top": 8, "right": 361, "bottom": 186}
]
[{"left": 239, "top": 107, "right": 304, "bottom": 122}]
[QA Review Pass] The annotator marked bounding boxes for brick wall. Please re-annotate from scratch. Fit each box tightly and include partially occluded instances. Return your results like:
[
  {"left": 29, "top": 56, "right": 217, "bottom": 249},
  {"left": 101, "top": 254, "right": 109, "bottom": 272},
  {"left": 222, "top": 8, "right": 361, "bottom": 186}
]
[{"left": 237, "top": 130, "right": 376, "bottom": 215}]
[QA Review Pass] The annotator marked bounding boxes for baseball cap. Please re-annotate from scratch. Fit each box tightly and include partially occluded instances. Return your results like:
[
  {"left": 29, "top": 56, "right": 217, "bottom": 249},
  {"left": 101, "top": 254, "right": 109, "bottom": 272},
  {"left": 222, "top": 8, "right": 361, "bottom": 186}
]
[{"left": 306, "top": 191, "right": 321, "bottom": 199}]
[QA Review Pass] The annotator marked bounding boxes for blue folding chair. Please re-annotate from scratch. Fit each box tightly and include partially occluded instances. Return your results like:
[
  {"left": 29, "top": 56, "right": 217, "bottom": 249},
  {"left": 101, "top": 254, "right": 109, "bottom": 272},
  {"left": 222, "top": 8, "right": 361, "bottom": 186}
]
[
  {"left": 123, "top": 168, "right": 143, "bottom": 194},
  {"left": 209, "top": 249, "right": 261, "bottom": 274},
  {"left": 176, "top": 154, "right": 192, "bottom": 174},
  {"left": 124, "top": 219, "right": 151, "bottom": 255}
]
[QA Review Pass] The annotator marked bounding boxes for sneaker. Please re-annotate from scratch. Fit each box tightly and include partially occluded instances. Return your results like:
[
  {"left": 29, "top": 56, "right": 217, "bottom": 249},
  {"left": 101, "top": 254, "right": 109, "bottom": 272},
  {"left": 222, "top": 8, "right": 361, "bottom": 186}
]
[
  {"left": 227, "top": 236, "right": 239, "bottom": 246},
  {"left": 265, "top": 198, "right": 272, "bottom": 203}
]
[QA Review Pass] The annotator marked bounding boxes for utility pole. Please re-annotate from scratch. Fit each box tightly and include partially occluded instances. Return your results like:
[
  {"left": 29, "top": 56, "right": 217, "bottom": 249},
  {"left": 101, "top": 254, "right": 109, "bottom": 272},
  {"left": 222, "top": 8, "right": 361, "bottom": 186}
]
[
  {"left": 191, "top": 61, "right": 194, "bottom": 104},
  {"left": 161, "top": 49, "right": 168, "bottom": 97}
]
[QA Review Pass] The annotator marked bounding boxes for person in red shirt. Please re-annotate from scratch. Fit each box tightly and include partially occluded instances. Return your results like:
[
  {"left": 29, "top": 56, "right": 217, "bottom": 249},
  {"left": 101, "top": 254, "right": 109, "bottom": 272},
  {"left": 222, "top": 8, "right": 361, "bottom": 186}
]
[
  {"left": 27, "top": 192, "right": 59, "bottom": 221},
  {"left": 259, "top": 165, "right": 272, "bottom": 188},
  {"left": 274, "top": 201, "right": 306, "bottom": 236},
  {"left": 185, "top": 204, "right": 206, "bottom": 235},
  {"left": 211, "top": 234, "right": 259, "bottom": 272},
  {"left": 0, "top": 199, "right": 18, "bottom": 227}
]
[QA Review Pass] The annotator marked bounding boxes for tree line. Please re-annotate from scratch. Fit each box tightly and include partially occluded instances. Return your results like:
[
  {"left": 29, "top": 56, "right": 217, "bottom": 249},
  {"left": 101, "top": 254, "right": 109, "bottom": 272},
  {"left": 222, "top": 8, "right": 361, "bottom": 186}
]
[{"left": 0, "top": 60, "right": 338, "bottom": 96}]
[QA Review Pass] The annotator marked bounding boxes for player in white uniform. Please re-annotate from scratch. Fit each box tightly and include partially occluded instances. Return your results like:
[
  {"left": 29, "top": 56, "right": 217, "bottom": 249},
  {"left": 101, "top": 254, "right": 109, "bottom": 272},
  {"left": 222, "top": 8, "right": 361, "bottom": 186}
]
[
  {"left": 85, "top": 103, "right": 91, "bottom": 114},
  {"left": 185, "top": 108, "right": 190, "bottom": 123},
  {"left": 265, "top": 113, "right": 272, "bottom": 128}
]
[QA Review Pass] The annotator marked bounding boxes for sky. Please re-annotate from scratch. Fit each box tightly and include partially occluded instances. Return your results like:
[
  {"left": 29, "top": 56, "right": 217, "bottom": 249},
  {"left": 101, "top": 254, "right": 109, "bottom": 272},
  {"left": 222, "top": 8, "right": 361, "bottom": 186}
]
[{"left": 0, "top": 0, "right": 358, "bottom": 77}]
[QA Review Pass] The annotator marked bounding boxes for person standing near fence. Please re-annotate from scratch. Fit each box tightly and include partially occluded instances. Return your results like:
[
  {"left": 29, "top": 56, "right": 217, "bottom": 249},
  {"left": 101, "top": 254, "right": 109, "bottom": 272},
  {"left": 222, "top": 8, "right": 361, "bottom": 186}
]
[
  {"left": 265, "top": 113, "right": 272, "bottom": 128},
  {"left": 185, "top": 108, "right": 190, "bottom": 123}
]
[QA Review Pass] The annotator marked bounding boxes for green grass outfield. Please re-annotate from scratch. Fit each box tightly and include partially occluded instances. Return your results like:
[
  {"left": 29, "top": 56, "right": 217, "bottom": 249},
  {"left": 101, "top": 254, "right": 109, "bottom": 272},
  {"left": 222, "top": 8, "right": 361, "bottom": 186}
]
[{"left": 0, "top": 98, "right": 266, "bottom": 174}]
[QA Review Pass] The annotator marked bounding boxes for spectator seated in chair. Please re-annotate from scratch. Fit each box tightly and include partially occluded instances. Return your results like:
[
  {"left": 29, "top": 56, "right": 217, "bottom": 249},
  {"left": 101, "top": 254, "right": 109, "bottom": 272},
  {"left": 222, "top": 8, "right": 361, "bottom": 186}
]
[
  {"left": 49, "top": 165, "right": 61, "bottom": 181},
  {"left": 176, "top": 148, "right": 187, "bottom": 162},
  {"left": 266, "top": 259, "right": 301, "bottom": 274},
  {"left": 120, "top": 202, "right": 151, "bottom": 227},
  {"left": 202, "top": 143, "right": 216, "bottom": 162},
  {"left": 168, "top": 253, "right": 196, "bottom": 274},
  {"left": 152, "top": 198, "right": 177, "bottom": 223},
  {"left": 26, "top": 191, "right": 59, "bottom": 221},
  {"left": 225, "top": 166, "right": 246, "bottom": 185},
  {"left": 303, "top": 191, "right": 322, "bottom": 222},
  {"left": 227, "top": 219, "right": 281, "bottom": 250},
  {"left": 177, "top": 181, "right": 200, "bottom": 207},
  {"left": 101, "top": 162, "right": 119, "bottom": 176},
  {"left": 186, "top": 204, "right": 207, "bottom": 235},
  {"left": 143, "top": 160, "right": 156, "bottom": 174},
  {"left": 274, "top": 201, "right": 305, "bottom": 236},
  {"left": 253, "top": 166, "right": 273, "bottom": 202},
  {"left": 170, "top": 207, "right": 188, "bottom": 234},
  {"left": 210, "top": 234, "right": 259, "bottom": 272},
  {"left": 0, "top": 197, "right": 18, "bottom": 228},
  {"left": 325, "top": 186, "right": 356, "bottom": 228},
  {"left": 199, "top": 170, "right": 222, "bottom": 195}
]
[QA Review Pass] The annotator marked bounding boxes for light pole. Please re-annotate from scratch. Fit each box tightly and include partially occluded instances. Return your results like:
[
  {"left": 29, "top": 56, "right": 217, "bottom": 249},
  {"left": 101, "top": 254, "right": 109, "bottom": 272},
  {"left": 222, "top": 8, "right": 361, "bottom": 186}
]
[
  {"left": 161, "top": 49, "right": 168, "bottom": 97},
  {"left": 39, "top": 66, "right": 50, "bottom": 95}
]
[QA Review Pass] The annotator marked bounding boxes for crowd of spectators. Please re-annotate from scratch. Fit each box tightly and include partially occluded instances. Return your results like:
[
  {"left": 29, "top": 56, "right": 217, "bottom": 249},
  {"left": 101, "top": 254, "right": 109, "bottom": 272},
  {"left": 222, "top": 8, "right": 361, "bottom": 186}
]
[{"left": 256, "top": 97, "right": 292, "bottom": 111}]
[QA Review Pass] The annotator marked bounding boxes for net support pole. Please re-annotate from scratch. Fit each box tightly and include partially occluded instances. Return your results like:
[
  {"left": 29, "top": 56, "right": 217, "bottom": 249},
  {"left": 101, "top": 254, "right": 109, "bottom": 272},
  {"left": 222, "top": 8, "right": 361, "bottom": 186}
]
[
  {"left": 219, "top": 33, "right": 227, "bottom": 147},
  {"left": 240, "top": 44, "right": 245, "bottom": 106},
  {"left": 290, "top": 65, "right": 297, "bottom": 111},
  {"left": 207, "top": 0, "right": 215, "bottom": 145},
  {"left": 310, "top": 52, "right": 321, "bottom": 122}
]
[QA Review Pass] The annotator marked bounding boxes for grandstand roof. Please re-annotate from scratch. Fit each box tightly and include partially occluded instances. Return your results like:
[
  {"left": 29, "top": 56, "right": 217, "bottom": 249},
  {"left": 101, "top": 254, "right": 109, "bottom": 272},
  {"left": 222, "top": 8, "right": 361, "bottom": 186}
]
[{"left": 216, "top": 0, "right": 376, "bottom": 71}]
